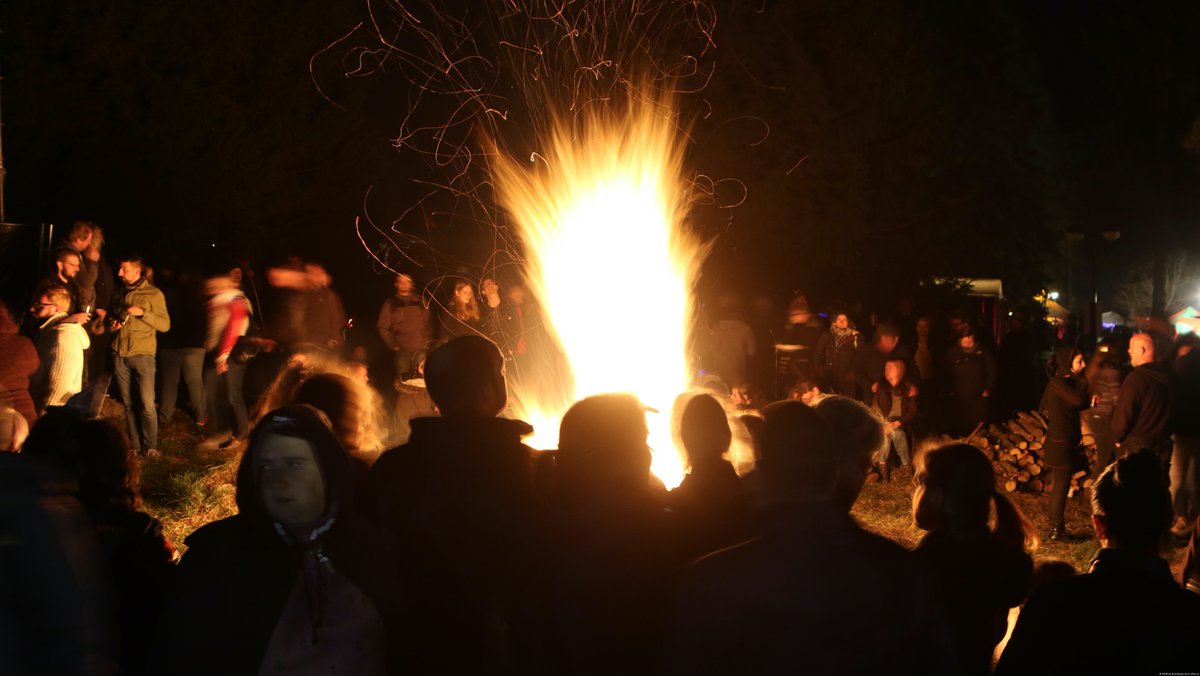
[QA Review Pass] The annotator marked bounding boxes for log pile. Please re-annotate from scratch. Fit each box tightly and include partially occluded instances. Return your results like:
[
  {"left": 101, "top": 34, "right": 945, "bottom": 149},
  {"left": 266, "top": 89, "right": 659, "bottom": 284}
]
[{"left": 974, "top": 411, "right": 1097, "bottom": 495}]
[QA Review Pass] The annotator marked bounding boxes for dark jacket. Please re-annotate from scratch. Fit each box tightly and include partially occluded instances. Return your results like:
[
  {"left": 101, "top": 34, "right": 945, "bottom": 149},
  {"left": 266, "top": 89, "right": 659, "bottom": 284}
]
[
  {"left": 1040, "top": 374, "right": 1086, "bottom": 467},
  {"left": 368, "top": 416, "right": 548, "bottom": 672},
  {"left": 1172, "top": 351, "right": 1200, "bottom": 438},
  {"left": 669, "top": 459, "right": 750, "bottom": 561},
  {"left": 93, "top": 508, "right": 174, "bottom": 676},
  {"left": 996, "top": 548, "right": 1200, "bottom": 675},
  {"left": 855, "top": 345, "right": 917, "bottom": 402},
  {"left": 814, "top": 329, "right": 860, "bottom": 384},
  {"left": 666, "top": 502, "right": 959, "bottom": 675},
  {"left": 1112, "top": 361, "right": 1172, "bottom": 447},
  {"left": 546, "top": 478, "right": 683, "bottom": 675},
  {"left": 171, "top": 409, "right": 414, "bottom": 676},
  {"left": 873, "top": 377, "right": 919, "bottom": 428},
  {"left": 946, "top": 346, "right": 997, "bottom": 400},
  {"left": 1084, "top": 360, "right": 1121, "bottom": 419},
  {"left": 914, "top": 530, "right": 1032, "bottom": 675}
]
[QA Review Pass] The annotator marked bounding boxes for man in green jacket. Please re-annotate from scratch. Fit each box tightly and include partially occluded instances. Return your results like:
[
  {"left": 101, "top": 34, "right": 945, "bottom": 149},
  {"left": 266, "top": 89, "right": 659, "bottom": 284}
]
[{"left": 110, "top": 254, "right": 170, "bottom": 456}]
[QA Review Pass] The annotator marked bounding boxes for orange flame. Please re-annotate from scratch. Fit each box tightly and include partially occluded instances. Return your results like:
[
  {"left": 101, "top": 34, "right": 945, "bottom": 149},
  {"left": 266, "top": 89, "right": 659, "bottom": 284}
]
[{"left": 494, "top": 98, "right": 705, "bottom": 487}]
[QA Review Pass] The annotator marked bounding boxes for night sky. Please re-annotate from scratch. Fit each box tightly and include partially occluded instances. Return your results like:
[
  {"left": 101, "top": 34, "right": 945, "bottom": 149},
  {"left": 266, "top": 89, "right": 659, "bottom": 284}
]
[{"left": 3, "top": 0, "right": 1199, "bottom": 322}]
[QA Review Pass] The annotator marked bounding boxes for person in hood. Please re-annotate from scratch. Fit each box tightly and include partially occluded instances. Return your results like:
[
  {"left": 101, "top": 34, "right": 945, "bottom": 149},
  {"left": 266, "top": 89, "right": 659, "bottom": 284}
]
[
  {"left": 1113, "top": 333, "right": 1173, "bottom": 470},
  {"left": 368, "top": 335, "right": 548, "bottom": 672},
  {"left": 169, "top": 405, "right": 414, "bottom": 676}
]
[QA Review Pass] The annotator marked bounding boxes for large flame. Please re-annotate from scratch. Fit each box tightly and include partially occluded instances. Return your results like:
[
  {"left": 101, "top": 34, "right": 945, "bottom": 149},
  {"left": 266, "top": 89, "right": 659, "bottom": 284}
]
[{"left": 494, "top": 98, "right": 704, "bottom": 488}]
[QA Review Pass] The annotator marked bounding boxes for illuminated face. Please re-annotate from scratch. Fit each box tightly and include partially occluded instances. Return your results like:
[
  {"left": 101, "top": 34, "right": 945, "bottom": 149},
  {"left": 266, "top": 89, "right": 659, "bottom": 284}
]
[
  {"left": 878, "top": 335, "right": 899, "bottom": 353},
  {"left": 834, "top": 314, "right": 849, "bottom": 330},
  {"left": 960, "top": 335, "right": 976, "bottom": 351},
  {"left": 117, "top": 261, "right": 142, "bottom": 285},
  {"left": 256, "top": 434, "right": 327, "bottom": 525},
  {"left": 32, "top": 295, "right": 59, "bottom": 319},
  {"left": 800, "top": 387, "right": 821, "bottom": 405},
  {"left": 395, "top": 274, "right": 414, "bottom": 295},
  {"left": 885, "top": 360, "right": 906, "bottom": 384},
  {"left": 455, "top": 283, "right": 475, "bottom": 304},
  {"left": 57, "top": 254, "right": 81, "bottom": 280},
  {"left": 1071, "top": 354, "right": 1086, "bottom": 374}
]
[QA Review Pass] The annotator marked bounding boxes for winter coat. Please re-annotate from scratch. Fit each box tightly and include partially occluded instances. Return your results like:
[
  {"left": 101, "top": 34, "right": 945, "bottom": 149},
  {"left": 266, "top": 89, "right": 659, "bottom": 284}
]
[
  {"left": 873, "top": 378, "right": 919, "bottom": 428},
  {"left": 855, "top": 345, "right": 917, "bottom": 402},
  {"left": 92, "top": 507, "right": 174, "bottom": 676},
  {"left": 1112, "top": 361, "right": 1172, "bottom": 448},
  {"left": 376, "top": 295, "right": 430, "bottom": 354},
  {"left": 996, "top": 548, "right": 1200, "bottom": 675},
  {"left": 914, "top": 530, "right": 1032, "bottom": 676},
  {"left": 814, "top": 328, "right": 860, "bottom": 390},
  {"left": 545, "top": 478, "right": 684, "bottom": 675},
  {"left": 112, "top": 279, "right": 170, "bottom": 357},
  {"left": 946, "top": 347, "right": 997, "bottom": 400},
  {"left": 666, "top": 502, "right": 960, "bottom": 676},
  {"left": 1040, "top": 375, "right": 1086, "bottom": 467},
  {"left": 170, "top": 407, "right": 415, "bottom": 676},
  {"left": 368, "top": 416, "right": 550, "bottom": 672},
  {"left": 669, "top": 460, "right": 750, "bottom": 561},
  {"left": 0, "top": 313, "right": 39, "bottom": 425}
]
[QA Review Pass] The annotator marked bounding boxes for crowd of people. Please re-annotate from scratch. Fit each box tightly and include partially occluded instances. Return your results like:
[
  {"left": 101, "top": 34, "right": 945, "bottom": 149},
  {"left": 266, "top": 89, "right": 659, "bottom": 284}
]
[{"left": 2, "top": 230, "right": 1200, "bottom": 674}]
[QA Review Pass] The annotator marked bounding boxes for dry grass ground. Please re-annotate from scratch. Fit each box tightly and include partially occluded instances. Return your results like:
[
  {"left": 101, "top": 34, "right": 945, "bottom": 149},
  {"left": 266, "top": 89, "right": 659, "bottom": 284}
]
[{"left": 127, "top": 402, "right": 1189, "bottom": 572}]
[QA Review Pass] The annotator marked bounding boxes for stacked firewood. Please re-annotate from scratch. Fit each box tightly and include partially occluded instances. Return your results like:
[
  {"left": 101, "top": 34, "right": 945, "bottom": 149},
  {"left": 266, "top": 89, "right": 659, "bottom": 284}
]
[{"left": 970, "top": 411, "right": 1097, "bottom": 494}]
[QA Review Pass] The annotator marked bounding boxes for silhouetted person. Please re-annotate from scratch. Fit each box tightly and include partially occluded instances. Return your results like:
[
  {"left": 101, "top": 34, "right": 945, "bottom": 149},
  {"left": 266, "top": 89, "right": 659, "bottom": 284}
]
[
  {"left": 1083, "top": 341, "right": 1122, "bottom": 480},
  {"left": 0, "top": 448, "right": 104, "bottom": 674},
  {"left": 170, "top": 405, "right": 412, "bottom": 675},
  {"left": 667, "top": 400, "right": 957, "bottom": 675},
  {"left": 996, "top": 449, "right": 1200, "bottom": 674},
  {"left": 669, "top": 393, "right": 749, "bottom": 559},
  {"left": 996, "top": 312, "right": 1041, "bottom": 418},
  {"left": 1040, "top": 347, "right": 1087, "bottom": 540},
  {"left": 1169, "top": 334, "right": 1200, "bottom": 536},
  {"left": 1113, "top": 332, "right": 1172, "bottom": 467},
  {"left": 913, "top": 443, "right": 1035, "bottom": 675},
  {"left": 545, "top": 393, "right": 681, "bottom": 675},
  {"left": 23, "top": 413, "right": 175, "bottom": 675},
  {"left": 368, "top": 335, "right": 546, "bottom": 672}
]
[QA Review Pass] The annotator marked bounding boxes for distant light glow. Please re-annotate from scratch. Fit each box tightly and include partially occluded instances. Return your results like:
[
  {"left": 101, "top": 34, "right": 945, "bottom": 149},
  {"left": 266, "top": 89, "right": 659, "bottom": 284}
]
[{"left": 1048, "top": 291, "right": 1060, "bottom": 301}]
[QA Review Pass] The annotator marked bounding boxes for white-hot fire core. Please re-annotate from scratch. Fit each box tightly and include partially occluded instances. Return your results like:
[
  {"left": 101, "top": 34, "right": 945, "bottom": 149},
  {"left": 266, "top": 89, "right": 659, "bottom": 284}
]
[{"left": 494, "top": 99, "right": 704, "bottom": 488}]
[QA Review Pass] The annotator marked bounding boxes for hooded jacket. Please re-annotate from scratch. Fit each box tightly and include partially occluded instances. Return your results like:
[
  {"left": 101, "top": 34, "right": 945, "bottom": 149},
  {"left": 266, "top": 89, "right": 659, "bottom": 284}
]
[
  {"left": 1112, "top": 361, "right": 1172, "bottom": 447},
  {"left": 170, "top": 406, "right": 414, "bottom": 676}
]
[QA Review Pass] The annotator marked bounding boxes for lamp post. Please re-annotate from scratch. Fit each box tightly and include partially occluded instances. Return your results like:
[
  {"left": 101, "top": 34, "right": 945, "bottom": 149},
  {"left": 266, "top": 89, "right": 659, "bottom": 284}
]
[{"left": 1066, "top": 227, "right": 1121, "bottom": 347}]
